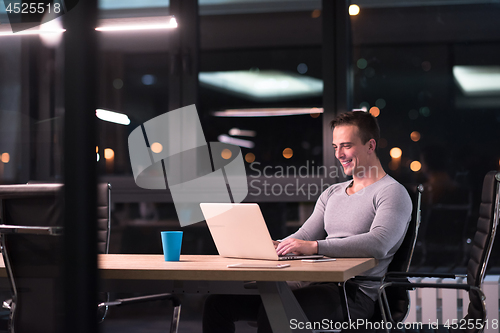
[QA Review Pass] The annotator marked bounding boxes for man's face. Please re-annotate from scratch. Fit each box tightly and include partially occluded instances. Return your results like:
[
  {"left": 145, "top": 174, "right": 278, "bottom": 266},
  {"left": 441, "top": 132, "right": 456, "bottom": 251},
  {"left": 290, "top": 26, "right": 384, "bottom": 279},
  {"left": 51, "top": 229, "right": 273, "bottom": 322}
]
[{"left": 332, "top": 125, "right": 372, "bottom": 176}]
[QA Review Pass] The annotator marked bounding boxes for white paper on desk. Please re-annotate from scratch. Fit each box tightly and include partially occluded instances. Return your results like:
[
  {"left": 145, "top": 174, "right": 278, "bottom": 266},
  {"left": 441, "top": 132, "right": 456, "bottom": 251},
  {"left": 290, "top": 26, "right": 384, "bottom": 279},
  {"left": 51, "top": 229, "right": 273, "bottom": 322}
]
[{"left": 227, "top": 263, "right": 290, "bottom": 269}]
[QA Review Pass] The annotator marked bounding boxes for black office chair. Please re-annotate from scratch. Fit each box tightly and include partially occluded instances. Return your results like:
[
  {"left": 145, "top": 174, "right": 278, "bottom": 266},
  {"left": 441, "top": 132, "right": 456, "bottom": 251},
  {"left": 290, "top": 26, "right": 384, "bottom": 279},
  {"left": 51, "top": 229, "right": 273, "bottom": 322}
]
[
  {"left": 311, "top": 184, "right": 424, "bottom": 333},
  {"left": 0, "top": 183, "right": 181, "bottom": 333},
  {"left": 95, "top": 183, "right": 181, "bottom": 333},
  {"left": 378, "top": 171, "right": 500, "bottom": 333},
  {"left": 0, "top": 184, "right": 64, "bottom": 333},
  {"left": 342, "top": 184, "right": 424, "bottom": 325}
]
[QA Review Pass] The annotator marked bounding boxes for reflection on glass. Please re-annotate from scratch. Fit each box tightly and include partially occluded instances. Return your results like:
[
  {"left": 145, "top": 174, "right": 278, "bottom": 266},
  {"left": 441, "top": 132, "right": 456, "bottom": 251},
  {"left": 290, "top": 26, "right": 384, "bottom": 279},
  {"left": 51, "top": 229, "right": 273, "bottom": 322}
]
[
  {"left": 453, "top": 66, "right": 500, "bottom": 96},
  {"left": 199, "top": 70, "right": 323, "bottom": 102}
]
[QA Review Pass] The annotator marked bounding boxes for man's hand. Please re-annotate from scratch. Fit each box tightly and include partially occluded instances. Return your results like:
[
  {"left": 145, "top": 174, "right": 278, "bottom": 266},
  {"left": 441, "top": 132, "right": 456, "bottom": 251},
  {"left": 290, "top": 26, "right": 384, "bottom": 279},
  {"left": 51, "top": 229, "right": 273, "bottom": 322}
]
[
  {"left": 272, "top": 240, "right": 280, "bottom": 249},
  {"left": 276, "top": 238, "right": 318, "bottom": 256}
]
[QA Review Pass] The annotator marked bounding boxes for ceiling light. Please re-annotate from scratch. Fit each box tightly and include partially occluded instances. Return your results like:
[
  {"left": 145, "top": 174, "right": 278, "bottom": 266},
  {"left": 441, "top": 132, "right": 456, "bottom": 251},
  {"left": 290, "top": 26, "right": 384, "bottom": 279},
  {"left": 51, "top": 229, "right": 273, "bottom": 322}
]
[
  {"left": 212, "top": 108, "right": 323, "bottom": 117},
  {"left": 96, "top": 109, "right": 131, "bottom": 125},
  {"left": 96, "top": 16, "right": 177, "bottom": 32},
  {"left": 0, "top": 24, "right": 65, "bottom": 36},
  {"left": 199, "top": 70, "right": 323, "bottom": 102},
  {"left": 218, "top": 135, "right": 255, "bottom": 149},
  {"left": 453, "top": 66, "right": 500, "bottom": 96},
  {"left": 228, "top": 128, "right": 256, "bottom": 137}
]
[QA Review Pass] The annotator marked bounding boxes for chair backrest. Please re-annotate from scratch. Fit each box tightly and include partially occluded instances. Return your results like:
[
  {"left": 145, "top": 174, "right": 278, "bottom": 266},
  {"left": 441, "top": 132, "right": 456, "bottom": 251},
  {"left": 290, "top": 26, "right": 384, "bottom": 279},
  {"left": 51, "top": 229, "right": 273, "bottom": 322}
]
[
  {"left": 371, "top": 184, "right": 423, "bottom": 323},
  {"left": 418, "top": 186, "right": 472, "bottom": 268},
  {"left": 97, "top": 183, "right": 112, "bottom": 255},
  {"left": 387, "top": 184, "right": 423, "bottom": 274},
  {"left": 24, "top": 181, "right": 111, "bottom": 254},
  {"left": 465, "top": 171, "right": 500, "bottom": 326},
  {"left": 0, "top": 183, "right": 111, "bottom": 333}
]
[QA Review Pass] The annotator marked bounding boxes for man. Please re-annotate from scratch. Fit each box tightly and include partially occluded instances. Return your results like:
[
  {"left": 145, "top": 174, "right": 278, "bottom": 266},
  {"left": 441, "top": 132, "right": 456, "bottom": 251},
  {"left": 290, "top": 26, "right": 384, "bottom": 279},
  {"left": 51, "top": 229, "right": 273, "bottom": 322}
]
[{"left": 203, "top": 111, "right": 412, "bottom": 332}]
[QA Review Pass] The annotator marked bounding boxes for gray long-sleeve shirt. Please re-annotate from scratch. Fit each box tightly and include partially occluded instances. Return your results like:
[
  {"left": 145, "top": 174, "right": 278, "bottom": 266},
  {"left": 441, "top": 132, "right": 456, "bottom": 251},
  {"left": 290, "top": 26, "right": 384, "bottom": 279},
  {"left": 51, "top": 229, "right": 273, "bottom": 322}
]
[{"left": 287, "top": 174, "right": 412, "bottom": 301}]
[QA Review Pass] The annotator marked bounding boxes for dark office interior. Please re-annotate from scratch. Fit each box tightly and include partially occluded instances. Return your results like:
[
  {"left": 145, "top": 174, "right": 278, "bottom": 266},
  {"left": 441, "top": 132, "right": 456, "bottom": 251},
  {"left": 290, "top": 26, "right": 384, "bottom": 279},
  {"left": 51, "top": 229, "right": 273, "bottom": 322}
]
[{"left": 0, "top": 0, "right": 500, "bottom": 332}]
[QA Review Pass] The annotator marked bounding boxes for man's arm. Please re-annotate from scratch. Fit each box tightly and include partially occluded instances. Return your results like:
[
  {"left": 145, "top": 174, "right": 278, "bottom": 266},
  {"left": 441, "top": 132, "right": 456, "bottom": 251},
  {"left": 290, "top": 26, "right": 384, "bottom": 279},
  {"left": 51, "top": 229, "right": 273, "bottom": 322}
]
[{"left": 274, "top": 187, "right": 331, "bottom": 255}]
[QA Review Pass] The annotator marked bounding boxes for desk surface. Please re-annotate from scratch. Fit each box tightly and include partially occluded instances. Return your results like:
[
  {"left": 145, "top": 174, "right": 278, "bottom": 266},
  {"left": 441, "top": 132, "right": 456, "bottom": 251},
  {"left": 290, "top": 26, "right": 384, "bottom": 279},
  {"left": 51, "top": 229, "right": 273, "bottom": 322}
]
[
  {"left": 98, "top": 254, "right": 376, "bottom": 282},
  {"left": 0, "top": 254, "right": 376, "bottom": 282}
]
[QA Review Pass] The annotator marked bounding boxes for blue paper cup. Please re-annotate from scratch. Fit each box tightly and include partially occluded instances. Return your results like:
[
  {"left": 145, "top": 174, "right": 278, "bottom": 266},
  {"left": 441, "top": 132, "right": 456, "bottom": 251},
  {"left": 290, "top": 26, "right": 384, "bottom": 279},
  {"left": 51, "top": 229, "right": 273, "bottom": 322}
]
[{"left": 161, "top": 231, "right": 183, "bottom": 261}]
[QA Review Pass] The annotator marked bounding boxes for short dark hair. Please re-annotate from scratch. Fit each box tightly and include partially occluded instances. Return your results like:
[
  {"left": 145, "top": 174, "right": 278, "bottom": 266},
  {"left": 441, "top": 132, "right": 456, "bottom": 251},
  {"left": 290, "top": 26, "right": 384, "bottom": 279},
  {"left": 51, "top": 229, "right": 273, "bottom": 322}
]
[{"left": 330, "top": 111, "right": 380, "bottom": 145}]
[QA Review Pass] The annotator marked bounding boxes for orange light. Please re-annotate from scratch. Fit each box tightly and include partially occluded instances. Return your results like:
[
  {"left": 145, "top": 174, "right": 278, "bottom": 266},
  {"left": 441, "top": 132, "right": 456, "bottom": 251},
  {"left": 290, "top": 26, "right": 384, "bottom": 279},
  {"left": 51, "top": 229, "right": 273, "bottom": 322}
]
[
  {"left": 96, "top": 146, "right": 99, "bottom": 153},
  {"left": 369, "top": 106, "right": 380, "bottom": 117},
  {"left": 221, "top": 149, "right": 232, "bottom": 160},
  {"left": 104, "top": 148, "right": 114, "bottom": 160},
  {"left": 390, "top": 147, "right": 402, "bottom": 159},
  {"left": 245, "top": 153, "right": 256, "bottom": 163},
  {"left": 283, "top": 148, "right": 293, "bottom": 159},
  {"left": 311, "top": 9, "right": 321, "bottom": 18},
  {"left": 349, "top": 4, "right": 360, "bottom": 16},
  {"left": 410, "top": 131, "right": 421, "bottom": 142},
  {"left": 1, "top": 153, "right": 10, "bottom": 163},
  {"left": 151, "top": 142, "right": 163, "bottom": 153},
  {"left": 410, "top": 161, "right": 421, "bottom": 172}
]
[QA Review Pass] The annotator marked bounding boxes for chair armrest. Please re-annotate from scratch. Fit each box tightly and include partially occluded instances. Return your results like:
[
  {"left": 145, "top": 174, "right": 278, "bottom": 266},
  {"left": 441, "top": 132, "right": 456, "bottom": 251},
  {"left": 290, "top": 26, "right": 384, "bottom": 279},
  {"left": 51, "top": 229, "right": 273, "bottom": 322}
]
[
  {"left": 99, "top": 293, "right": 181, "bottom": 308},
  {"left": 382, "top": 271, "right": 460, "bottom": 282},
  {"left": 0, "top": 225, "right": 63, "bottom": 235},
  {"left": 381, "top": 281, "right": 474, "bottom": 291},
  {"left": 352, "top": 275, "right": 383, "bottom": 282}
]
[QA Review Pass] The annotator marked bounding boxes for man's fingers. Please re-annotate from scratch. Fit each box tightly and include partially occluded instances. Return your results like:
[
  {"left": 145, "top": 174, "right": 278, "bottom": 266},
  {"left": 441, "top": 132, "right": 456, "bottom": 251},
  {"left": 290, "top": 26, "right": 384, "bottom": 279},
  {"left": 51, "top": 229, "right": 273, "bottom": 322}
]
[{"left": 277, "top": 243, "right": 296, "bottom": 255}]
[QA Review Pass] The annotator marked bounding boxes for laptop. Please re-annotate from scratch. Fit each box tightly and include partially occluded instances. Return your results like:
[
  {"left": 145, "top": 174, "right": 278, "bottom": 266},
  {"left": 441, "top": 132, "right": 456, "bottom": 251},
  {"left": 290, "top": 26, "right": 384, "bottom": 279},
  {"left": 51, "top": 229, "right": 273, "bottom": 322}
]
[{"left": 200, "top": 203, "right": 324, "bottom": 261}]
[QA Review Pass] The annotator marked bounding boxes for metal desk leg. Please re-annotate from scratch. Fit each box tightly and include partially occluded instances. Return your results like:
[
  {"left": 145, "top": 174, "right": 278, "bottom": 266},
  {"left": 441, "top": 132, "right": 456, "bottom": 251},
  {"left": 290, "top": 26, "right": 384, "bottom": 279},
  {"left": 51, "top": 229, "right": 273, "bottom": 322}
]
[{"left": 257, "top": 281, "right": 312, "bottom": 333}]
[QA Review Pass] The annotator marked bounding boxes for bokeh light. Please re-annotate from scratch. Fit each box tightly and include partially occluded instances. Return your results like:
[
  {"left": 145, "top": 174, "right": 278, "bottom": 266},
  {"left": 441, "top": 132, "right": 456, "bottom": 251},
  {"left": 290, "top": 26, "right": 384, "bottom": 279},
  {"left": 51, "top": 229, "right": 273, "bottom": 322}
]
[
  {"left": 369, "top": 106, "right": 380, "bottom": 117},
  {"left": 221, "top": 149, "right": 232, "bottom": 160},
  {"left": 357, "top": 58, "right": 367, "bottom": 69},
  {"left": 297, "top": 63, "right": 308, "bottom": 74},
  {"left": 349, "top": 4, "right": 360, "bottom": 16},
  {"left": 359, "top": 102, "right": 370, "bottom": 111},
  {"left": 410, "top": 131, "right": 421, "bottom": 142},
  {"left": 311, "top": 9, "right": 321, "bottom": 18},
  {"left": 1, "top": 153, "right": 10, "bottom": 163},
  {"left": 104, "top": 148, "right": 114, "bottom": 160},
  {"left": 151, "top": 142, "right": 163, "bottom": 153},
  {"left": 141, "top": 74, "right": 156, "bottom": 85},
  {"left": 410, "top": 161, "right": 422, "bottom": 172},
  {"left": 245, "top": 153, "right": 256, "bottom": 163},
  {"left": 419, "top": 107, "right": 431, "bottom": 117},
  {"left": 283, "top": 148, "right": 293, "bottom": 159},
  {"left": 375, "top": 98, "right": 386, "bottom": 109},
  {"left": 113, "top": 79, "right": 123, "bottom": 90},
  {"left": 390, "top": 147, "right": 402, "bottom": 159}
]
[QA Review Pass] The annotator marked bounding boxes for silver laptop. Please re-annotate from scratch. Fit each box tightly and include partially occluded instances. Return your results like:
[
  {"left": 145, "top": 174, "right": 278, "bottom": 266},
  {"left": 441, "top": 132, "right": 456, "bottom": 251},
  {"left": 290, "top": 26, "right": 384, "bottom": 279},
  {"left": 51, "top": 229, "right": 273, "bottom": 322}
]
[{"left": 200, "top": 203, "right": 324, "bottom": 261}]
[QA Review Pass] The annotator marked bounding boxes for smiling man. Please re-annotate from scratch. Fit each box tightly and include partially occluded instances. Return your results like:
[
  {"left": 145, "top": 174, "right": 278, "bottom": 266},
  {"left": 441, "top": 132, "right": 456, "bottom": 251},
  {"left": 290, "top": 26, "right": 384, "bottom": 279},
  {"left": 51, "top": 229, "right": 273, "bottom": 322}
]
[{"left": 203, "top": 111, "right": 412, "bottom": 333}]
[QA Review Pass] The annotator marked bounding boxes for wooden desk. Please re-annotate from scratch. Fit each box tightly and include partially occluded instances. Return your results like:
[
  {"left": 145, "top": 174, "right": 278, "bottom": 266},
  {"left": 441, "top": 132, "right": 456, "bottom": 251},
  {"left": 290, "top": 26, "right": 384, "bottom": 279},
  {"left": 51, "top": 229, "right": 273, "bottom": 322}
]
[
  {"left": 0, "top": 255, "right": 377, "bottom": 333},
  {"left": 99, "top": 254, "right": 376, "bottom": 282},
  {"left": 99, "top": 254, "right": 376, "bottom": 333}
]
